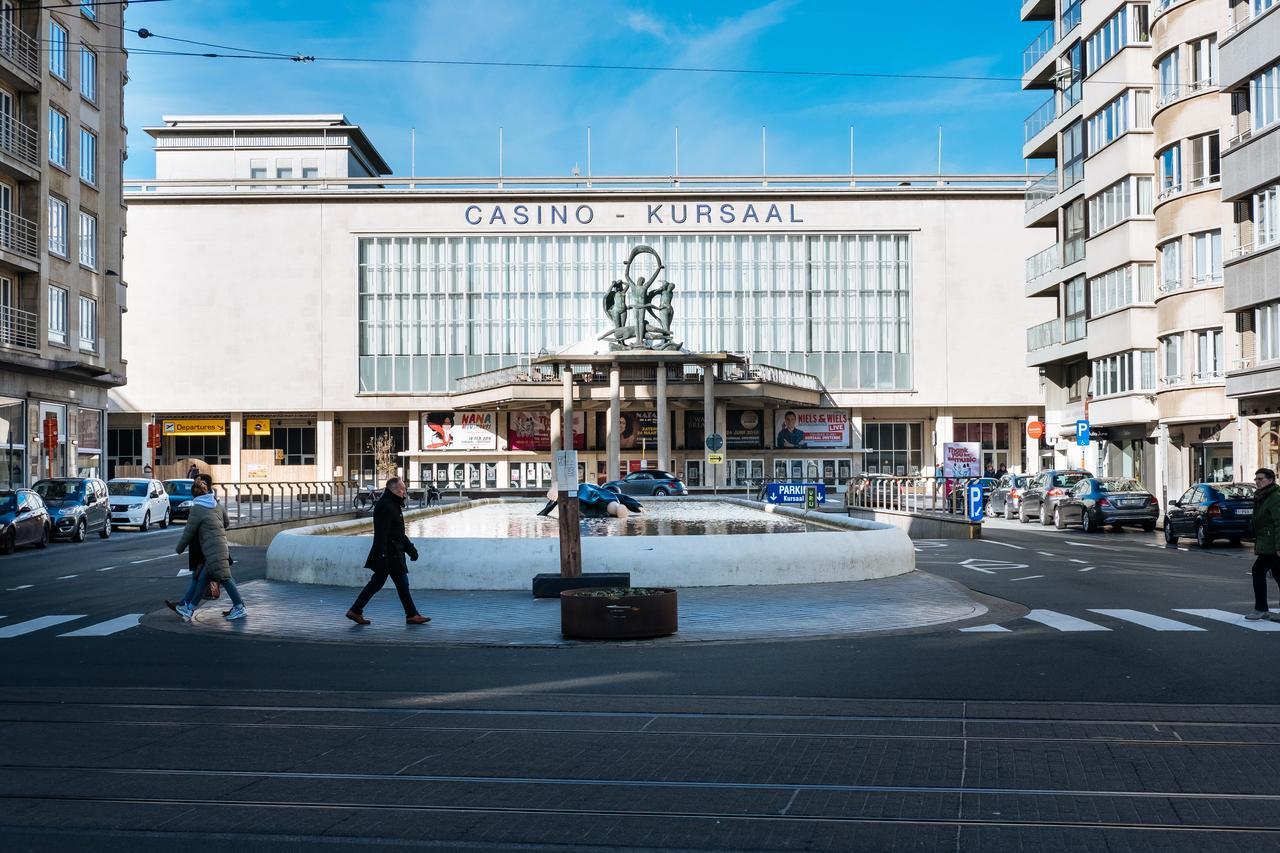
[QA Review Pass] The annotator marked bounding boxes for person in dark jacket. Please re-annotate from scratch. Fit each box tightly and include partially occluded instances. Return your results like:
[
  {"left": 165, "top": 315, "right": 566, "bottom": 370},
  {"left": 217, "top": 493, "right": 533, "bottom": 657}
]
[
  {"left": 1246, "top": 468, "right": 1280, "bottom": 620},
  {"left": 346, "top": 477, "right": 429, "bottom": 625}
]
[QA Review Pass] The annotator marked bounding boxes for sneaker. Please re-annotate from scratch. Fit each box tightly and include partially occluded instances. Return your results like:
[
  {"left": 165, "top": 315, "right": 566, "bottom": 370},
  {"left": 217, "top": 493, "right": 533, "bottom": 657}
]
[
  {"left": 224, "top": 604, "right": 247, "bottom": 620},
  {"left": 1245, "top": 610, "right": 1272, "bottom": 621},
  {"left": 164, "top": 599, "right": 180, "bottom": 615},
  {"left": 176, "top": 602, "right": 194, "bottom": 621}
]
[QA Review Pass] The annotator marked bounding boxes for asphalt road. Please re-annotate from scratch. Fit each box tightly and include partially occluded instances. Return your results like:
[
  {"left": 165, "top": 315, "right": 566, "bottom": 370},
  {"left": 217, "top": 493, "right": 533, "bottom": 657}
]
[{"left": 1, "top": 514, "right": 1278, "bottom": 851}]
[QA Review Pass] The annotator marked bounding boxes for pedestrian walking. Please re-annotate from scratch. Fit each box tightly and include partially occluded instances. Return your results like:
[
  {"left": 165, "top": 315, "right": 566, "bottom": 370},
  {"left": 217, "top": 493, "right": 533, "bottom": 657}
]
[
  {"left": 1246, "top": 468, "right": 1280, "bottom": 620},
  {"left": 165, "top": 477, "right": 246, "bottom": 620},
  {"left": 186, "top": 462, "right": 199, "bottom": 479},
  {"left": 346, "top": 476, "right": 429, "bottom": 626}
]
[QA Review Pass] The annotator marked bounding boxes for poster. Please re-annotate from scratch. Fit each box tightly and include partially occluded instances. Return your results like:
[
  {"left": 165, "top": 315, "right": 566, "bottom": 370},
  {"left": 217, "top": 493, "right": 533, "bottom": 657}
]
[
  {"left": 507, "top": 411, "right": 586, "bottom": 451},
  {"left": 423, "top": 411, "right": 497, "bottom": 451},
  {"left": 942, "top": 442, "right": 982, "bottom": 477},
  {"left": 773, "top": 409, "right": 849, "bottom": 449},
  {"left": 684, "top": 410, "right": 764, "bottom": 449},
  {"left": 619, "top": 411, "right": 657, "bottom": 450}
]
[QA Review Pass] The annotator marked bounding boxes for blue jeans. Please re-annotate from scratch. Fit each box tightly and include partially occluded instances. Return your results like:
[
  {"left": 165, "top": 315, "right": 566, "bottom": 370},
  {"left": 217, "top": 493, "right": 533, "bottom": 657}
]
[{"left": 182, "top": 566, "right": 244, "bottom": 608}]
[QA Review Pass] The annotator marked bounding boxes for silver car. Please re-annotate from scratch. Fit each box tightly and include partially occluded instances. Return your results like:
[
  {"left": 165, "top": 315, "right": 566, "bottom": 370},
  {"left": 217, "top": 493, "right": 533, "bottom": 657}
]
[{"left": 603, "top": 471, "right": 688, "bottom": 497}]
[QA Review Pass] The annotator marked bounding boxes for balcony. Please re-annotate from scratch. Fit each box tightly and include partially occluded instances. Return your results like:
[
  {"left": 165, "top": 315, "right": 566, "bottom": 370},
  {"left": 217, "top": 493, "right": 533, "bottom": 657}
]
[
  {"left": 0, "top": 18, "right": 39, "bottom": 82},
  {"left": 0, "top": 208, "right": 40, "bottom": 261},
  {"left": 0, "top": 303, "right": 36, "bottom": 350},
  {"left": 1153, "top": 78, "right": 1217, "bottom": 115},
  {"left": 1023, "top": 94, "right": 1057, "bottom": 155},
  {"left": 1024, "top": 171, "right": 1057, "bottom": 225},
  {"left": 1026, "top": 244, "right": 1060, "bottom": 283},
  {"left": 1020, "top": 0, "right": 1054, "bottom": 22},
  {"left": 1027, "top": 317, "right": 1089, "bottom": 367},
  {"left": 1028, "top": 319, "right": 1060, "bottom": 352},
  {"left": 0, "top": 112, "right": 40, "bottom": 170}
]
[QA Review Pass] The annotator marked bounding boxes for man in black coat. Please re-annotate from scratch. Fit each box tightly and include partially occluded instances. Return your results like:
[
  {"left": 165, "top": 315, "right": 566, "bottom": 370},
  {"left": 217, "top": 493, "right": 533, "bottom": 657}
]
[{"left": 346, "top": 477, "right": 429, "bottom": 625}]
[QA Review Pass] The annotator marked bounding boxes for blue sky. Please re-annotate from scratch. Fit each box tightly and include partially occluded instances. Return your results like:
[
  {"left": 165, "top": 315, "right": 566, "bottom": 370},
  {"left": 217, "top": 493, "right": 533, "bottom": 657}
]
[{"left": 123, "top": 1, "right": 1039, "bottom": 180}]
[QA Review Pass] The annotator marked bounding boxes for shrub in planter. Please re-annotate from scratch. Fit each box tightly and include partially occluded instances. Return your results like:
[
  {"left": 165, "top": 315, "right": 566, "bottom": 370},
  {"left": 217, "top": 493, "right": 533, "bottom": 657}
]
[{"left": 560, "top": 587, "right": 678, "bottom": 640}]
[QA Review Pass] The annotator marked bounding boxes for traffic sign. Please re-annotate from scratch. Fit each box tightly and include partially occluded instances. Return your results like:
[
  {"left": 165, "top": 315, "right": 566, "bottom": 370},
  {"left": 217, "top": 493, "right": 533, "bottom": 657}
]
[
  {"left": 966, "top": 483, "right": 984, "bottom": 523},
  {"left": 707, "top": 453, "right": 725, "bottom": 465},
  {"left": 1026, "top": 421, "right": 1045, "bottom": 440},
  {"left": 805, "top": 486, "right": 818, "bottom": 510},
  {"left": 1075, "top": 419, "right": 1091, "bottom": 447},
  {"left": 705, "top": 433, "right": 724, "bottom": 452}
]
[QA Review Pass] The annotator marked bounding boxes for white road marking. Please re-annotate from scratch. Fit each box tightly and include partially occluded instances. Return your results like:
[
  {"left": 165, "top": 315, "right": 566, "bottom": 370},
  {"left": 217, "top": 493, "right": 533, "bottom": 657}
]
[
  {"left": 176, "top": 569, "right": 191, "bottom": 576},
  {"left": 1024, "top": 610, "right": 1111, "bottom": 632},
  {"left": 960, "top": 624, "right": 1011, "bottom": 633},
  {"left": 128, "top": 553, "right": 179, "bottom": 565},
  {"left": 56, "top": 575, "right": 77, "bottom": 580},
  {"left": 1037, "top": 552, "right": 1055, "bottom": 557},
  {"left": 1078, "top": 567, "right": 1096, "bottom": 572},
  {"left": 59, "top": 614, "right": 143, "bottom": 637},
  {"left": 97, "top": 566, "right": 115, "bottom": 572},
  {"left": 1175, "top": 609, "right": 1280, "bottom": 632},
  {"left": 1088, "top": 609, "right": 1205, "bottom": 632},
  {"left": 1069, "top": 559, "right": 1088, "bottom": 564},
  {"left": 980, "top": 540, "right": 1025, "bottom": 550},
  {"left": 5, "top": 585, "right": 33, "bottom": 591},
  {"left": 957, "top": 558, "right": 1029, "bottom": 575},
  {"left": 0, "top": 615, "right": 85, "bottom": 638},
  {"left": 1010, "top": 575, "right": 1044, "bottom": 581},
  {"left": 1064, "top": 541, "right": 1112, "bottom": 549}
]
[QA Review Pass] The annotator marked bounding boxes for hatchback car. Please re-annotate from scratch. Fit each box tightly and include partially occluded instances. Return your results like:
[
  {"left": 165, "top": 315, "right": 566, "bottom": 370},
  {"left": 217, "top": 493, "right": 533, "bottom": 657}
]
[
  {"left": 1165, "top": 482, "right": 1255, "bottom": 548},
  {"left": 32, "top": 477, "right": 111, "bottom": 542},
  {"left": 163, "top": 479, "right": 196, "bottom": 520},
  {"left": 603, "top": 470, "right": 688, "bottom": 497},
  {"left": 108, "top": 478, "right": 171, "bottom": 531},
  {"left": 0, "top": 489, "right": 51, "bottom": 553},
  {"left": 987, "top": 473, "right": 1029, "bottom": 520},
  {"left": 1018, "top": 469, "right": 1093, "bottom": 525},
  {"left": 1053, "top": 477, "right": 1158, "bottom": 533}
]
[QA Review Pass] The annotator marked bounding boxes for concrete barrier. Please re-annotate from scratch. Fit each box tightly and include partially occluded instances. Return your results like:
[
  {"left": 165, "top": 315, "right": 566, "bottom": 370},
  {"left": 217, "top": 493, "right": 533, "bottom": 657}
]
[{"left": 846, "top": 507, "right": 982, "bottom": 539}]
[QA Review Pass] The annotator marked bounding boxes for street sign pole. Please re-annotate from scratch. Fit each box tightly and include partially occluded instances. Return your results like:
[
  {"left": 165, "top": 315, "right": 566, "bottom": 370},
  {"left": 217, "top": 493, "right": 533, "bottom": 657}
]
[{"left": 705, "top": 433, "right": 723, "bottom": 496}]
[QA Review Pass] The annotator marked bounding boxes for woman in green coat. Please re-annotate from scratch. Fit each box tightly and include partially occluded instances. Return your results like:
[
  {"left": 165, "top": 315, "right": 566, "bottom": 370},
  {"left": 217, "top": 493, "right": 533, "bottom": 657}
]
[
  {"left": 1247, "top": 467, "right": 1280, "bottom": 620},
  {"left": 166, "top": 478, "right": 246, "bottom": 621}
]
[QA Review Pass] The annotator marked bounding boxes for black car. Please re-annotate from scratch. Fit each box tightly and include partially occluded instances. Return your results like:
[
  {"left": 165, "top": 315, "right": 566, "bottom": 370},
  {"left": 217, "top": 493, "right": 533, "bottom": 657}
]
[
  {"left": 602, "top": 471, "right": 688, "bottom": 497},
  {"left": 1018, "top": 469, "right": 1093, "bottom": 525},
  {"left": 32, "top": 477, "right": 111, "bottom": 542},
  {"left": 987, "top": 473, "right": 1030, "bottom": 520},
  {"left": 0, "top": 489, "right": 51, "bottom": 553},
  {"left": 1053, "top": 477, "right": 1159, "bottom": 533},
  {"left": 163, "top": 478, "right": 196, "bottom": 520},
  {"left": 1165, "top": 482, "right": 1255, "bottom": 548}
]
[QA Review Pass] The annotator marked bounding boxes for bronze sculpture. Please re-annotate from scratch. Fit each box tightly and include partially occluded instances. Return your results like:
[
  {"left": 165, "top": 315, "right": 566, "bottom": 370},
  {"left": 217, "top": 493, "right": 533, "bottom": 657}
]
[{"left": 600, "top": 245, "right": 680, "bottom": 350}]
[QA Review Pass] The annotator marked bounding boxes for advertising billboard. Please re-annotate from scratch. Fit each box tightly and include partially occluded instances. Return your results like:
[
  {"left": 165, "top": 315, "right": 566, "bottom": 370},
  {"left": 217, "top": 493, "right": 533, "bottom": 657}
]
[
  {"left": 773, "top": 409, "right": 850, "bottom": 449},
  {"left": 423, "top": 411, "right": 498, "bottom": 451},
  {"left": 508, "top": 411, "right": 586, "bottom": 451},
  {"left": 684, "top": 410, "right": 764, "bottom": 449},
  {"left": 942, "top": 442, "right": 982, "bottom": 477}
]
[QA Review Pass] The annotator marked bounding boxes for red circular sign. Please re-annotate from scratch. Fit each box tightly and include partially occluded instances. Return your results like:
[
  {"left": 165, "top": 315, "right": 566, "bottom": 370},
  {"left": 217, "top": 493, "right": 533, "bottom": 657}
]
[{"left": 1026, "top": 421, "right": 1046, "bottom": 440}]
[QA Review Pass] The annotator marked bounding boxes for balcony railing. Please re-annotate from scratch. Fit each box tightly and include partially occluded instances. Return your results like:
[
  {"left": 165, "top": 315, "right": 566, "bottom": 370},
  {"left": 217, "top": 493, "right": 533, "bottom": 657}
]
[
  {"left": 1232, "top": 237, "right": 1278, "bottom": 260},
  {"left": 0, "top": 303, "right": 36, "bottom": 350},
  {"left": 1193, "top": 369, "right": 1225, "bottom": 383},
  {"left": 1159, "top": 375, "right": 1185, "bottom": 388},
  {"left": 1224, "top": 0, "right": 1278, "bottom": 40},
  {"left": 1026, "top": 245, "right": 1060, "bottom": 283},
  {"left": 1024, "top": 94, "right": 1057, "bottom": 142},
  {"left": 0, "top": 112, "right": 39, "bottom": 169},
  {"left": 0, "top": 208, "right": 38, "bottom": 260},
  {"left": 1023, "top": 24, "right": 1054, "bottom": 74},
  {"left": 1025, "top": 171, "right": 1056, "bottom": 212},
  {"left": 1156, "top": 181, "right": 1183, "bottom": 203},
  {"left": 0, "top": 17, "right": 39, "bottom": 79},
  {"left": 1027, "top": 319, "right": 1061, "bottom": 352}
]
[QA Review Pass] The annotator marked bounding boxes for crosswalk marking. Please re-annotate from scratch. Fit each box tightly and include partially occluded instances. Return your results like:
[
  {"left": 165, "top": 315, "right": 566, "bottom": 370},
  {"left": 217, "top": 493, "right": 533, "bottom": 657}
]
[
  {"left": 1088, "top": 609, "right": 1205, "bottom": 632},
  {"left": 0, "top": 615, "right": 85, "bottom": 638},
  {"left": 960, "top": 624, "right": 1011, "bottom": 632},
  {"left": 58, "top": 614, "right": 142, "bottom": 637},
  {"left": 1175, "top": 609, "right": 1280, "bottom": 632},
  {"left": 1024, "top": 610, "right": 1111, "bottom": 632}
]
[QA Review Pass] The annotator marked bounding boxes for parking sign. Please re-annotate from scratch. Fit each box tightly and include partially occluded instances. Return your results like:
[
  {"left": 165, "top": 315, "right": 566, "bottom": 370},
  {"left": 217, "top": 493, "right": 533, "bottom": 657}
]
[
  {"left": 966, "top": 483, "right": 984, "bottom": 523},
  {"left": 1076, "top": 419, "right": 1091, "bottom": 447}
]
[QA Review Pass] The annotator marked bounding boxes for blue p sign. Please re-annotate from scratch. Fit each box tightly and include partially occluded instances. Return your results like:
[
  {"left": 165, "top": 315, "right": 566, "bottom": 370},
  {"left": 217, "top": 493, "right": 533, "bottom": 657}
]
[
  {"left": 1076, "top": 419, "right": 1091, "bottom": 447},
  {"left": 966, "top": 484, "right": 984, "bottom": 523}
]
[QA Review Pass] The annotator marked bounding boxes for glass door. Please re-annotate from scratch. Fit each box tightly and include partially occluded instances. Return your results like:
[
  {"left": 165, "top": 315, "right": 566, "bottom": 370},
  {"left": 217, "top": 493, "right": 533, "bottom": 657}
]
[{"left": 684, "top": 459, "right": 702, "bottom": 487}]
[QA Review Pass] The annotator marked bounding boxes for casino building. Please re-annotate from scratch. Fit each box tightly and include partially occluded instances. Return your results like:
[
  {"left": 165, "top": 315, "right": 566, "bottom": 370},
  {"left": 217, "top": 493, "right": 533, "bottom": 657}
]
[{"left": 108, "top": 115, "right": 1050, "bottom": 490}]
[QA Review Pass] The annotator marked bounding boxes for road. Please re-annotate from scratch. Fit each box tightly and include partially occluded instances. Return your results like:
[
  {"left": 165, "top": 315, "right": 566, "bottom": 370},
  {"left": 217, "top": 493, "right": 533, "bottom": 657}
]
[{"left": 1, "top": 515, "right": 1277, "bottom": 851}]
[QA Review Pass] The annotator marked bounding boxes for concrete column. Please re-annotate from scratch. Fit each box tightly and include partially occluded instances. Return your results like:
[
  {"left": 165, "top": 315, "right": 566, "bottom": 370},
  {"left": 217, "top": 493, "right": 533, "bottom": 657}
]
[
  {"left": 316, "top": 412, "right": 335, "bottom": 482},
  {"left": 562, "top": 368, "right": 574, "bottom": 453},
  {"left": 229, "top": 414, "right": 243, "bottom": 481},
  {"left": 933, "top": 414, "right": 954, "bottom": 474},
  {"left": 140, "top": 412, "right": 156, "bottom": 472},
  {"left": 703, "top": 367, "right": 716, "bottom": 488},
  {"left": 608, "top": 364, "right": 621, "bottom": 481},
  {"left": 1155, "top": 423, "right": 1170, "bottom": 517},
  {"left": 406, "top": 411, "right": 420, "bottom": 484},
  {"left": 656, "top": 364, "right": 669, "bottom": 471},
  {"left": 550, "top": 405, "right": 562, "bottom": 456}
]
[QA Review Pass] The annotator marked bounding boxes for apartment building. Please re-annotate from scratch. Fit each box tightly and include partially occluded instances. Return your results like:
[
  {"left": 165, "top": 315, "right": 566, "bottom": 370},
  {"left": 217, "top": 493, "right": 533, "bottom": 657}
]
[
  {"left": 1021, "top": 0, "right": 1244, "bottom": 504},
  {"left": 0, "top": 2, "right": 127, "bottom": 488},
  {"left": 1220, "top": 0, "right": 1280, "bottom": 474}
]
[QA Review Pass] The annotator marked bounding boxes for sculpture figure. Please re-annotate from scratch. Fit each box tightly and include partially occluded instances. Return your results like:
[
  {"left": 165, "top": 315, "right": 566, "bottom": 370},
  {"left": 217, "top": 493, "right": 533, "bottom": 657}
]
[{"left": 599, "top": 245, "right": 680, "bottom": 350}]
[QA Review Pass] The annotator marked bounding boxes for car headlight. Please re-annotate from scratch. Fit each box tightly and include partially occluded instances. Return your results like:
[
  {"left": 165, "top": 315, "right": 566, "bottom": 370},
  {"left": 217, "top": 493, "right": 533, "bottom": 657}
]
[{"left": 178, "top": 500, "right": 193, "bottom": 508}]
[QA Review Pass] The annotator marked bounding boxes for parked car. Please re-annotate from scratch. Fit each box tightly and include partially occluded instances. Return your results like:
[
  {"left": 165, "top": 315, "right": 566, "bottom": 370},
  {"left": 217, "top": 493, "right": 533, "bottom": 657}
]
[
  {"left": 1165, "top": 482, "right": 1255, "bottom": 548},
  {"left": 603, "top": 470, "right": 688, "bottom": 497},
  {"left": 32, "top": 477, "right": 111, "bottom": 542},
  {"left": 1053, "top": 477, "right": 1158, "bottom": 533},
  {"left": 108, "top": 478, "right": 172, "bottom": 531},
  {"left": 163, "top": 478, "right": 196, "bottom": 520},
  {"left": 0, "top": 489, "right": 51, "bottom": 553},
  {"left": 1018, "top": 469, "right": 1092, "bottom": 525},
  {"left": 987, "top": 474, "right": 1030, "bottom": 520}
]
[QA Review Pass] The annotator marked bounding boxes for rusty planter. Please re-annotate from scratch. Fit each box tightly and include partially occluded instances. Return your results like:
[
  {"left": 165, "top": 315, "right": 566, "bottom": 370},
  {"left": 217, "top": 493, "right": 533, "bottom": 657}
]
[{"left": 560, "top": 587, "right": 678, "bottom": 640}]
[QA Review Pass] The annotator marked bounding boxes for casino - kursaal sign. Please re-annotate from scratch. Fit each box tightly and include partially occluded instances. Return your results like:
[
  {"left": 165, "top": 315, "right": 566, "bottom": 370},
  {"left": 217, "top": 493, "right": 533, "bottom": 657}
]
[{"left": 461, "top": 202, "right": 805, "bottom": 227}]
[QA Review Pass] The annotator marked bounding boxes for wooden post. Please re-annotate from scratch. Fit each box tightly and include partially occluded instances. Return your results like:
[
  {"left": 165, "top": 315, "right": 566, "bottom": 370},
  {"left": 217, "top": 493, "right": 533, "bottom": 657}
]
[{"left": 558, "top": 490, "right": 582, "bottom": 577}]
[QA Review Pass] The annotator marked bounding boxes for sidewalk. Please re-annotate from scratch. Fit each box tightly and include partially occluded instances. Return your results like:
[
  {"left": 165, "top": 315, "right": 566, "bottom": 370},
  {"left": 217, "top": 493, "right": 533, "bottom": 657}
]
[{"left": 144, "top": 571, "right": 1010, "bottom": 646}]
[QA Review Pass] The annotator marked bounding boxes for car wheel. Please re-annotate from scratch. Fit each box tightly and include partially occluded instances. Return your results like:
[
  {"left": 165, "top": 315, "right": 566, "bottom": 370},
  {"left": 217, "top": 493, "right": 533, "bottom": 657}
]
[
  {"left": 99, "top": 520, "right": 111, "bottom": 540},
  {"left": 1142, "top": 521, "right": 1156, "bottom": 533},
  {"left": 653, "top": 488, "right": 669, "bottom": 497},
  {"left": 36, "top": 524, "right": 48, "bottom": 549},
  {"left": 72, "top": 519, "right": 86, "bottom": 543},
  {"left": 1053, "top": 507, "right": 1065, "bottom": 530},
  {"left": 1164, "top": 522, "right": 1176, "bottom": 545},
  {"left": 1018, "top": 506, "right": 1028, "bottom": 524},
  {"left": 1003, "top": 503, "right": 1012, "bottom": 520},
  {"left": 1081, "top": 510, "right": 1094, "bottom": 534},
  {"left": 139, "top": 511, "right": 150, "bottom": 533},
  {"left": 1040, "top": 504, "right": 1051, "bottom": 526},
  {"left": 0, "top": 529, "right": 13, "bottom": 555},
  {"left": 1196, "top": 523, "right": 1212, "bottom": 549},
  {"left": 160, "top": 508, "right": 170, "bottom": 529}
]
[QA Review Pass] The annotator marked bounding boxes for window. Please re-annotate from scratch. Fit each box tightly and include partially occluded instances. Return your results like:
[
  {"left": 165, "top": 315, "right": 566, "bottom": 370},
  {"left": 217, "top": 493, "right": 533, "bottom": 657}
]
[
  {"left": 78, "top": 295, "right": 95, "bottom": 351},
  {"left": 1161, "top": 335, "right": 1183, "bottom": 384},
  {"left": 81, "top": 2, "right": 97, "bottom": 19},
  {"left": 1187, "top": 133, "right": 1219, "bottom": 188},
  {"left": 80, "top": 45, "right": 97, "bottom": 102},
  {"left": 249, "top": 166, "right": 266, "bottom": 180},
  {"left": 1061, "top": 120, "right": 1084, "bottom": 188},
  {"left": 1065, "top": 360, "right": 1089, "bottom": 402},
  {"left": 1256, "top": 184, "right": 1280, "bottom": 249},
  {"left": 47, "top": 286, "right": 67, "bottom": 344},
  {"left": 862, "top": 422, "right": 923, "bottom": 476},
  {"left": 78, "top": 211, "right": 96, "bottom": 268},
  {"left": 1087, "top": 91, "right": 1148, "bottom": 154},
  {"left": 1061, "top": 0, "right": 1082, "bottom": 35},
  {"left": 1192, "top": 231, "right": 1222, "bottom": 284},
  {"left": 1189, "top": 38, "right": 1217, "bottom": 89},
  {"left": 1259, "top": 302, "right": 1280, "bottom": 363},
  {"left": 1064, "top": 276, "right": 1086, "bottom": 342},
  {"left": 1063, "top": 197, "right": 1086, "bottom": 265},
  {"left": 47, "top": 197, "right": 67, "bottom": 256},
  {"left": 49, "top": 19, "right": 68, "bottom": 79},
  {"left": 346, "top": 426, "right": 408, "bottom": 486},
  {"left": 275, "top": 166, "right": 293, "bottom": 179},
  {"left": 302, "top": 166, "right": 319, "bottom": 179},
  {"left": 1089, "top": 264, "right": 1154, "bottom": 316},
  {"left": 173, "top": 434, "right": 230, "bottom": 466},
  {"left": 1085, "top": 5, "right": 1148, "bottom": 75},
  {"left": 1092, "top": 350, "right": 1156, "bottom": 397},
  {"left": 48, "top": 108, "right": 66, "bottom": 168},
  {"left": 1250, "top": 62, "right": 1280, "bottom": 134},
  {"left": 1159, "top": 239, "right": 1181, "bottom": 292},
  {"left": 1088, "top": 175, "right": 1153, "bottom": 235},
  {"left": 79, "top": 127, "right": 96, "bottom": 184},
  {"left": 1157, "top": 143, "right": 1181, "bottom": 198},
  {"left": 1060, "top": 42, "right": 1084, "bottom": 110},
  {"left": 244, "top": 426, "right": 316, "bottom": 466},
  {"left": 1195, "top": 329, "right": 1223, "bottom": 381},
  {"left": 1158, "top": 49, "right": 1180, "bottom": 104}
]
